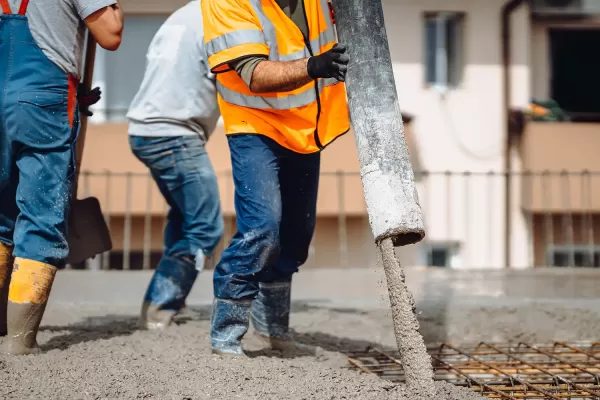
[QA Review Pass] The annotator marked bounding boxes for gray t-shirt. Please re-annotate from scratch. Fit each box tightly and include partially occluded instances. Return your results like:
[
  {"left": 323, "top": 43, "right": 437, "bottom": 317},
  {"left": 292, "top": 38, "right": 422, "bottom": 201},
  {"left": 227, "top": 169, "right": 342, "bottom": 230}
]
[
  {"left": 127, "top": 1, "right": 220, "bottom": 140},
  {"left": 1, "top": 0, "right": 116, "bottom": 78}
]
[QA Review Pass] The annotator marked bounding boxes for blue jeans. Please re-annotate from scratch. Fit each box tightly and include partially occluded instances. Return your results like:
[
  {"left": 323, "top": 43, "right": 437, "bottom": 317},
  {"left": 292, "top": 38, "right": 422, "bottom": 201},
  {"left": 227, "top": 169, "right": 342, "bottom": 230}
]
[
  {"left": 0, "top": 14, "right": 79, "bottom": 267},
  {"left": 213, "top": 134, "right": 320, "bottom": 300},
  {"left": 130, "top": 135, "right": 224, "bottom": 311}
]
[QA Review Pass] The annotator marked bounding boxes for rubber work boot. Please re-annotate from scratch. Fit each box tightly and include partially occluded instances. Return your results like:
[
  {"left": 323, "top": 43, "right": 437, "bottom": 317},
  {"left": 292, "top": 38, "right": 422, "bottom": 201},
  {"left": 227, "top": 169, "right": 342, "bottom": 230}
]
[
  {"left": 250, "top": 280, "right": 313, "bottom": 352},
  {"left": 210, "top": 298, "right": 251, "bottom": 356},
  {"left": 3, "top": 258, "right": 57, "bottom": 355},
  {"left": 0, "top": 243, "right": 13, "bottom": 336},
  {"left": 139, "top": 302, "right": 178, "bottom": 331},
  {"left": 138, "top": 254, "right": 199, "bottom": 330}
]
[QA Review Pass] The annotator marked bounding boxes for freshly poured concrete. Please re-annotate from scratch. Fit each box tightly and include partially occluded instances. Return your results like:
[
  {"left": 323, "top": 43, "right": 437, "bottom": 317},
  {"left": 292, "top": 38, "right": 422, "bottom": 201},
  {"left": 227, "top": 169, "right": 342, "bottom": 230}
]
[
  {"left": 377, "top": 240, "right": 437, "bottom": 397},
  {"left": 0, "top": 267, "right": 599, "bottom": 399}
]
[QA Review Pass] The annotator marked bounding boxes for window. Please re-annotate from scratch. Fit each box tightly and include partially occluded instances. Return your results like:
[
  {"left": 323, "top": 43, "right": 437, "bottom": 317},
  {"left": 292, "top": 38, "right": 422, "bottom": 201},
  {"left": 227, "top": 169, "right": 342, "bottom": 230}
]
[
  {"left": 421, "top": 241, "right": 461, "bottom": 268},
  {"left": 550, "top": 28, "right": 600, "bottom": 122},
  {"left": 424, "top": 12, "right": 465, "bottom": 89},
  {"left": 546, "top": 245, "right": 600, "bottom": 267},
  {"left": 102, "top": 16, "right": 168, "bottom": 122}
]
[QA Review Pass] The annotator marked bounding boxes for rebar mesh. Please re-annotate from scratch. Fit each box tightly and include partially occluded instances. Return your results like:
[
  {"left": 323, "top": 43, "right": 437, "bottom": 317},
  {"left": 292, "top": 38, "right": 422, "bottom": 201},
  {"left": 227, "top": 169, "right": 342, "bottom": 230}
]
[{"left": 347, "top": 342, "right": 600, "bottom": 399}]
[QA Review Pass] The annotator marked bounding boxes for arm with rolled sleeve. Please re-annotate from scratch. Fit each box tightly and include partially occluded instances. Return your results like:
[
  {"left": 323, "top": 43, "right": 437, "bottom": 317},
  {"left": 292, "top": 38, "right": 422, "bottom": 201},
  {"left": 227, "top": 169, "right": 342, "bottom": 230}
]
[
  {"left": 78, "top": 0, "right": 124, "bottom": 51},
  {"left": 75, "top": 0, "right": 116, "bottom": 20},
  {"left": 202, "top": 0, "right": 305, "bottom": 93},
  {"left": 202, "top": 0, "right": 349, "bottom": 94},
  {"left": 201, "top": 0, "right": 269, "bottom": 73}
]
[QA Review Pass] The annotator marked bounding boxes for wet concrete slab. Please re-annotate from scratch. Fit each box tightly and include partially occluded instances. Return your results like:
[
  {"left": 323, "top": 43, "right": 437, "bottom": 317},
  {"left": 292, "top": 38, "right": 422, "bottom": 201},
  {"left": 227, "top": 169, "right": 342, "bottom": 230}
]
[{"left": 2, "top": 267, "right": 595, "bottom": 399}]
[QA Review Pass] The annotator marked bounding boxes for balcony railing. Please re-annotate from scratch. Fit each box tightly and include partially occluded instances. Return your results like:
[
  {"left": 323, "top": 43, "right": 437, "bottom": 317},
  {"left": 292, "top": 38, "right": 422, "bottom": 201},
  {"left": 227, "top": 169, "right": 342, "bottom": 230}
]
[{"left": 68, "top": 170, "right": 600, "bottom": 270}]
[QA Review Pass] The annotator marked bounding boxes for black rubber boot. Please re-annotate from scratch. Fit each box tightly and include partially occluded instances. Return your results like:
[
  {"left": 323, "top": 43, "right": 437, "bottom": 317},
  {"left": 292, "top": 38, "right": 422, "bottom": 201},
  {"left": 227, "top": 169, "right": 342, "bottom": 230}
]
[
  {"left": 251, "top": 280, "right": 318, "bottom": 354},
  {"left": 139, "top": 254, "right": 199, "bottom": 330},
  {"left": 210, "top": 298, "right": 251, "bottom": 356},
  {"left": 139, "top": 302, "right": 178, "bottom": 331},
  {"left": 251, "top": 280, "right": 292, "bottom": 341}
]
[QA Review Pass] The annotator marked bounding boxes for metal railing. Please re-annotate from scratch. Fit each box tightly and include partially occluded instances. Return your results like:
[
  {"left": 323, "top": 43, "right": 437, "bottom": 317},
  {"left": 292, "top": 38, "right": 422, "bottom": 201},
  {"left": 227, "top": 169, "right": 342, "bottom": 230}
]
[{"left": 69, "top": 170, "right": 600, "bottom": 270}]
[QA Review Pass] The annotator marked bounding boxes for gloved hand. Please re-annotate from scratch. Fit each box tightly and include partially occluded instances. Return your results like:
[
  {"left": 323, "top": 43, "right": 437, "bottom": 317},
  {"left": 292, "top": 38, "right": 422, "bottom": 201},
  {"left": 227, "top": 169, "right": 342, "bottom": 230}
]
[
  {"left": 77, "top": 84, "right": 101, "bottom": 117},
  {"left": 307, "top": 43, "right": 349, "bottom": 82}
]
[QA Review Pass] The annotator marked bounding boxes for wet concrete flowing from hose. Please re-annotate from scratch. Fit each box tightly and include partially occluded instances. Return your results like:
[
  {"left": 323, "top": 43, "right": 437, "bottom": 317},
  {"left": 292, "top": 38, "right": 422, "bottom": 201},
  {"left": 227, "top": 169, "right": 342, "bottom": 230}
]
[{"left": 376, "top": 238, "right": 438, "bottom": 398}]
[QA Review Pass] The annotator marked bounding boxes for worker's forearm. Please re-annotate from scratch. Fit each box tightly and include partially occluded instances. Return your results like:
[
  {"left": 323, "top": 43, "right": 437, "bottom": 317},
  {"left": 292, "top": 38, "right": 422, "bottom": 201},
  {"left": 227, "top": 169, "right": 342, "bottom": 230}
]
[
  {"left": 250, "top": 58, "right": 313, "bottom": 93},
  {"left": 85, "top": 1, "right": 124, "bottom": 51}
]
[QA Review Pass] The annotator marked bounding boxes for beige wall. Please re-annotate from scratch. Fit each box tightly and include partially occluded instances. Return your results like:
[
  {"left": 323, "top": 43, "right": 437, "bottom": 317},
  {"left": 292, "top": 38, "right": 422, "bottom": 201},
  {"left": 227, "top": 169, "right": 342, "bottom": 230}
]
[
  {"left": 80, "top": 121, "right": 419, "bottom": 217},
  {"left": 80, "top": 124, "right": 363, "bottom": 216},
  {"left": 521, "top": 122, "right": 600, "bottom": 174},
  {"left": 381, "top": 0, "right": 531, "bottom": 268},
  {"left": 521, "top": 122, "right": 600, "bottom": 213},
  {"left": 102, "top": 214, "right": 379, "bottom": 269}
]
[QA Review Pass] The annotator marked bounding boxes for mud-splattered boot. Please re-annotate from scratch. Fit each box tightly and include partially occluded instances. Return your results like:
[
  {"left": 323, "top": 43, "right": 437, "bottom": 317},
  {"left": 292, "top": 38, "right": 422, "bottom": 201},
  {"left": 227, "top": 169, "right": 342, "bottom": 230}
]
[
  {"left": 210, "top": 298, "right": 251, "bottom": 356},
  {"left": 139, "top": 254, "right": 199, "bottom": 330},
  {"left": 0, "top": 243, "right": 13, "bottom": 336},
  {"left": 139, "top": 302, "right": 178, "bottom": 331},
  {"left": 251, "top": 280, "right": 317, "bottom": 354},
  {"left": 3, "top": 258, "right": 57, "bottom": 355}
]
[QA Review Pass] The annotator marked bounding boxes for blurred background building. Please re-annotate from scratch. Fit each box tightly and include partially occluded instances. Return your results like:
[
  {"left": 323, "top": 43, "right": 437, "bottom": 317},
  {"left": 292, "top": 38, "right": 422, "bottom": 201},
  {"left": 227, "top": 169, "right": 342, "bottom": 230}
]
[{"left": 77, "top": 0, "right": 600, "bottom": 270}]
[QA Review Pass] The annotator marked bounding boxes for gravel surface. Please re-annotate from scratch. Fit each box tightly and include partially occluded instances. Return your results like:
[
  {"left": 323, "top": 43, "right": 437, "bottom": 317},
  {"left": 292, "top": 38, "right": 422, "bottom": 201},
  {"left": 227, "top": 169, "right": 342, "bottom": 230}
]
[{"left": 0, "top": 268, "right": 598, "bottom": 399}]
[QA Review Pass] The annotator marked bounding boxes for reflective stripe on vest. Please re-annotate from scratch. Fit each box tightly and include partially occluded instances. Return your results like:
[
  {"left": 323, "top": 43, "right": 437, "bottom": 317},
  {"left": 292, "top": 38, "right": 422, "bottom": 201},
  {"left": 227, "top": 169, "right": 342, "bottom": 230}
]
[
  {"left": 0, "top": 0, "right": 29, "bottom": 15},
  {"left": 206, "top": 0, "right": 335, "bottom": 63},
  {"left": 208, "top": 0, "right": 337, "bottom": 110},
  {"left": 205, "top": 29, "right": 266, "bottom": 58},
  {"left": 217, "top": 77, "right": 338, "bottom": 110}
]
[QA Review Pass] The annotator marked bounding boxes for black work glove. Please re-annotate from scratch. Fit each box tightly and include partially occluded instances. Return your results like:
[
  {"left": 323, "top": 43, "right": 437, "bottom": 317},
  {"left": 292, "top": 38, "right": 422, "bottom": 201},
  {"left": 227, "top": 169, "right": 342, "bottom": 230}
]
[
  {"left": 307, "top": 43, "right": 349, "bottom": 82},
  {"left": 77, "top": 84, "right": 102, "bottom": 117}
]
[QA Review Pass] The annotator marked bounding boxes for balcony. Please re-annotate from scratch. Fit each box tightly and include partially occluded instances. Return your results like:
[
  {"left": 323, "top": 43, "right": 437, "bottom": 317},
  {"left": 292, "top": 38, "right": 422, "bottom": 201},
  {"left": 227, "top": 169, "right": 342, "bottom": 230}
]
[{"left": 520, "top": 121, "right": 600, "bottom": 212}]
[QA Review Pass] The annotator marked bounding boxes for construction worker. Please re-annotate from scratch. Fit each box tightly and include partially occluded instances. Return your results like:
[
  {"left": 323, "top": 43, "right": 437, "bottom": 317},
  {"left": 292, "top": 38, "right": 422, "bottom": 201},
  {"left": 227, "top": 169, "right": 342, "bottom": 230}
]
[
  {"left": 127, "top": 0, "right": 224, "bottom": 330},
  {"left": 0, "top": 0, "right": 123, "bottom": 354},
  {"left": 202, "top": 0, "right": 350, "bottom": 355}
]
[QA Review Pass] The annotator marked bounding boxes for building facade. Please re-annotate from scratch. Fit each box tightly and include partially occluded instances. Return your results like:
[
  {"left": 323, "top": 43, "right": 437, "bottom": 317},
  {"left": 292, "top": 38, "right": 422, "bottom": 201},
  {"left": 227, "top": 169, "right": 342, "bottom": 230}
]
[{"left": 78, "top": 0, "right": 600, "bottom": 270}]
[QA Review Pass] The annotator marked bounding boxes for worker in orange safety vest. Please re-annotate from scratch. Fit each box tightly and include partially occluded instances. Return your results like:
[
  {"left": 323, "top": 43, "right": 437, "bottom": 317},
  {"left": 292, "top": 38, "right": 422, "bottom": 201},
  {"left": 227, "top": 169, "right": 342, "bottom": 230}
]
[{"left": 202, "top": 0, "right": 350, "bottom": 356}]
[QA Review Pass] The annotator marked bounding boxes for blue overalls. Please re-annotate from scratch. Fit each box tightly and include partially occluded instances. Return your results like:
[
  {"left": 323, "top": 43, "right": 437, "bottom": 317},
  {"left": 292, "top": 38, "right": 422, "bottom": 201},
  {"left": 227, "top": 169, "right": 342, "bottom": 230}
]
[{"left": 0, "top": 0, "right": 79, "bottom": 268}]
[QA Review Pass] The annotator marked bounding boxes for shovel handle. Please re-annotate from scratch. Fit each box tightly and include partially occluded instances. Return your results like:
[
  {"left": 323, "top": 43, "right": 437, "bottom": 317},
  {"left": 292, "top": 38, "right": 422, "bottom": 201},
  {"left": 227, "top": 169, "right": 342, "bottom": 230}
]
[{"left": 73, "top": 31, "right": 97, "bottom": 198}]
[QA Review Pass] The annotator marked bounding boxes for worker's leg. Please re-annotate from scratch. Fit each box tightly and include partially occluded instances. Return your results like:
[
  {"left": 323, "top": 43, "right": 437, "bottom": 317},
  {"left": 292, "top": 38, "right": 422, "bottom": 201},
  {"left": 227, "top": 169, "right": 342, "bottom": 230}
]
[
  {"left": 0, "top": 29, "right": 17, "bottom": 337},
  {"left": 0, "top": 127, "right": 19, "bottom": 337},
  {"left": 0, "top": 178, "right": 18, "bottom": 337},
  {"left": 130, "top": 135, "right": 224, "bottom": 329},
  {"left": 251, "top": 151, "right": 320, "bottom": 349},
  {"left": 211, "top": 134, "right": 283, "bottom": 355},
  {"left": 0, "top": 8, "right": 80, "bottom": 355},
  {"left": 3, "top": 84, "right": 78, "bottom": 355}
]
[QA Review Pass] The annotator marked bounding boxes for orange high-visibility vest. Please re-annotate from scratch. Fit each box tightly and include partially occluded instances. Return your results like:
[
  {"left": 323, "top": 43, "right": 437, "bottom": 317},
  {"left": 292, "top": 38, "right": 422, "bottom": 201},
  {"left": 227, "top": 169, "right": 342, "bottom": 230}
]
[{"left": 202, "top": 0, "right": 350, "bottom": 154}]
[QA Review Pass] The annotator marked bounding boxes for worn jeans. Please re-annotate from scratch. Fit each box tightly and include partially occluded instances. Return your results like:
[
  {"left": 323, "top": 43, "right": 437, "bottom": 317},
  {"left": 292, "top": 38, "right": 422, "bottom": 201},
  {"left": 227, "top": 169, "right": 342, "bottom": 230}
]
[
  {"left": 130, "top": 135, "right": 223, "bottom": 311},
  {"left": 0, "top": 14, "right": 79, "bottom": 267},
  {"left": 213, "top": 134, "right": 320, "bottom": 300}
]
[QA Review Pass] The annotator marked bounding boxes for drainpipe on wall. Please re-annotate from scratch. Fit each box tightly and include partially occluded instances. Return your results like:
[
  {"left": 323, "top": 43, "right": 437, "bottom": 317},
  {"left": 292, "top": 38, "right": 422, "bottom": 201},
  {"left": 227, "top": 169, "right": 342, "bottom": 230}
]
[{"left": 502, "top": 0, "right": 528, "bottom": 269}]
